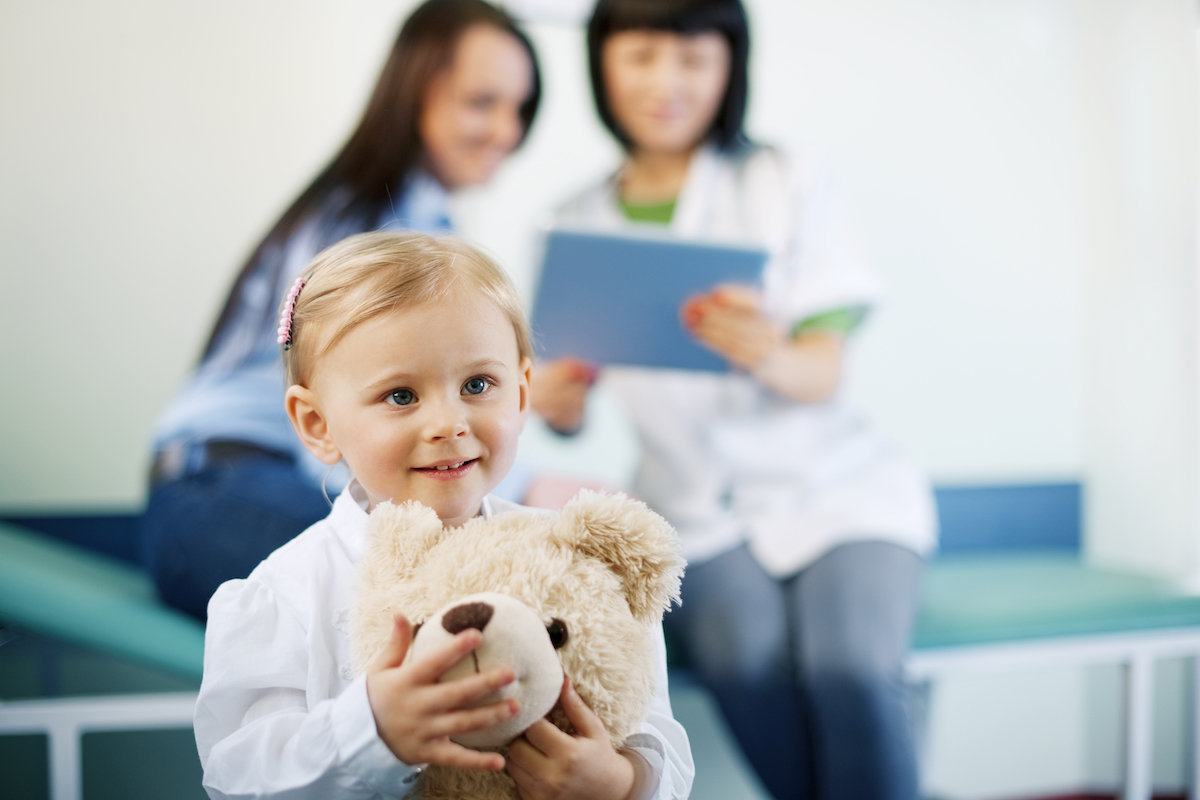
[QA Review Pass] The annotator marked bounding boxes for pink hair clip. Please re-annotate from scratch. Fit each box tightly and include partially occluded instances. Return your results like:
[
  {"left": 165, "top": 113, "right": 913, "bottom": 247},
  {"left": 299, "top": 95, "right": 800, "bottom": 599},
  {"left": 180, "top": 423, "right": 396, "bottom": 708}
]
[{"left": 277, "top": 276, "right": 306, "bottom": 351}]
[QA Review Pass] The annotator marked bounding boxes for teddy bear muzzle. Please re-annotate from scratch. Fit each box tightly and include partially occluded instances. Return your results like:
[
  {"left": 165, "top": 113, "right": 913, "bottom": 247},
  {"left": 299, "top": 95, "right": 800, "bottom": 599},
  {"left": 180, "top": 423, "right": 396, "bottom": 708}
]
[{"left": 409, "top": 591, "right": 565, "bottom": 749}]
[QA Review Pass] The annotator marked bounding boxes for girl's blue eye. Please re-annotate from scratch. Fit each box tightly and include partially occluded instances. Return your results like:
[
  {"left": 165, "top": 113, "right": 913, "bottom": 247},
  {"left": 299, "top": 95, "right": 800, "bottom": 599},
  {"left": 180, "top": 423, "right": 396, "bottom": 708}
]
[
  {"left": 463, "top": 377, "right": 489, "bottom": 396},
  {"left": 387, "top": 388, "right": 416, "bottom": 406}
]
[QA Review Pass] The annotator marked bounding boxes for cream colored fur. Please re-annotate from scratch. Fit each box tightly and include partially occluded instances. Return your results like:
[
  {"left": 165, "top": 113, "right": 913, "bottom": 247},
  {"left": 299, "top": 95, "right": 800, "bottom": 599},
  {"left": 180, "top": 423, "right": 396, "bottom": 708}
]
[{"left": 351, "top": 490, "right": 683, "bottom": 800}]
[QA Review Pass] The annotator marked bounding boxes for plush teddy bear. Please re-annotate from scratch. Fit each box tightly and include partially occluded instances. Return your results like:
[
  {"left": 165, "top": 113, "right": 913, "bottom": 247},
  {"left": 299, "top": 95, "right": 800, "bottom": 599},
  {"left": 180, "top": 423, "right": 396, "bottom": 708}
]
[{"left": 350, "top": 490, "right": 684, "bottom": 800}]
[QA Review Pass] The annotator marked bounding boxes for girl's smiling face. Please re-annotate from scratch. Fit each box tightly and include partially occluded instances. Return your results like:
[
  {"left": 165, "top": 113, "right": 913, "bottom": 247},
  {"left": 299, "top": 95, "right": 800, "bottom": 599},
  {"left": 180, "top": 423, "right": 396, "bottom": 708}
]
[
  {"left": 601, "top": 29, "right": 731, "bottom": 156},
  {"left": 289, "top": 286, "right": 530, "bottom": 526}
]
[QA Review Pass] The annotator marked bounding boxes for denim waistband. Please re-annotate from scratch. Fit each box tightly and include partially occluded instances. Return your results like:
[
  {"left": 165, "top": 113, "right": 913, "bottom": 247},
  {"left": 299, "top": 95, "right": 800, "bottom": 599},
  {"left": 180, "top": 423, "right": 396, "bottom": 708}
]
[{"left": 149, "top": 439, "right": 292, "bottom": 487}]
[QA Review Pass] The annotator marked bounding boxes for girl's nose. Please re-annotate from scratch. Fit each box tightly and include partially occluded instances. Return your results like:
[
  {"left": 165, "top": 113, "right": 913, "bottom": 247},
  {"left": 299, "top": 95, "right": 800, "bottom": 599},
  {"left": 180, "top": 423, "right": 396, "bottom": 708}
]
[{"left": 425, "top": 398, "right": 469, "bottom": 440}]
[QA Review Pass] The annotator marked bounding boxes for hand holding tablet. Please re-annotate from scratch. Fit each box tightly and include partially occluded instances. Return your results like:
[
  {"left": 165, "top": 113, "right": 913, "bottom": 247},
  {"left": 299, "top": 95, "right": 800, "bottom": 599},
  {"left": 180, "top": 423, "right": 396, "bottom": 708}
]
[{"left": 530, "top": 228, "right": 769, "bottom": 372}]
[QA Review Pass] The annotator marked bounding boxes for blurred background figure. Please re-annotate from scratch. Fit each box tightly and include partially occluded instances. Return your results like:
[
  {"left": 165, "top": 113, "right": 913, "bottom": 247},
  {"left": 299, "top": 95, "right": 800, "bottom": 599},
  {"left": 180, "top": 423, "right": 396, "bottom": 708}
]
[
  {"left": 141, "top": 0, "right": 541, "bottom": 620},
  {"left": 533, "top": 0, "right": 936, "bottom": 798}
]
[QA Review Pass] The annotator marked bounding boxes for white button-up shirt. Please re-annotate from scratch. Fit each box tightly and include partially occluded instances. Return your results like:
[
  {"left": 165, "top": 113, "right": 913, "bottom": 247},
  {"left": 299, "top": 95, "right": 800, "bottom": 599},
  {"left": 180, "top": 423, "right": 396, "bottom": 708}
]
[{"left": 195, "top": 483, "right": 693, "bottom": 799}]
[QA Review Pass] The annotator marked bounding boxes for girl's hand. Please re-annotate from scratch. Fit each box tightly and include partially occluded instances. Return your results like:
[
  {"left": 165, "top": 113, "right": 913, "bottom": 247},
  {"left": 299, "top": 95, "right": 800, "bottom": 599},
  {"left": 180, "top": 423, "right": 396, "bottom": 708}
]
[
  {"left": 365, "top": 614, "right": 519, "bottom": 771},
  {"left": 531, "top": 358, "right": 597, "bottom": 435},
  {"left": 506, "top": 677, "right": 639, "bottom": 800},
  {"left": 681, "top": 285, "right": 782, "bottom": 371}
]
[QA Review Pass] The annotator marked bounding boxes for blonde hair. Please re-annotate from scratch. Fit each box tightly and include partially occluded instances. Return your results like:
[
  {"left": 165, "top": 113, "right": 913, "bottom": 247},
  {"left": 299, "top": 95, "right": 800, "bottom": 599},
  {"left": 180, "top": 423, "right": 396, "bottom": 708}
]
[{"left": 281, "top": 231, "right": 532, "bottom": 387}]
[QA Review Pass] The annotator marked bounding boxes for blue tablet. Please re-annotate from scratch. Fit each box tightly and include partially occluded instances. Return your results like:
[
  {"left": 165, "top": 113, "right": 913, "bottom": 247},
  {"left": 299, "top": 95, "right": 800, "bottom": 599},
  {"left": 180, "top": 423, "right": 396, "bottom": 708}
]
[{"left": 530, "top": 228, "right": 769, "bottom": 372}]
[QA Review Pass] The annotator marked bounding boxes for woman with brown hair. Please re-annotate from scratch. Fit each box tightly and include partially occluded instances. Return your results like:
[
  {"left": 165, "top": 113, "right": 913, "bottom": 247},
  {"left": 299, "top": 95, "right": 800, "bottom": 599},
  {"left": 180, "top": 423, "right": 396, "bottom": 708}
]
[{"left": 143, "top": 0, "right": 541, "bottom": 620}]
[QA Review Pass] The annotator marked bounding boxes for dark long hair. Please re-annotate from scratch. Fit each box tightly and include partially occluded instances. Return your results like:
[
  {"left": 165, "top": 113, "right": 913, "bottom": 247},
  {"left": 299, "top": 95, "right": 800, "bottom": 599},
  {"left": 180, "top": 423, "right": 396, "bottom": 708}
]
[
  {"left": 587, "top": 0, "right": 749, "bottom": 152},
  {"left": 202, "top": 0, "right": 541, "bottom": 359}
]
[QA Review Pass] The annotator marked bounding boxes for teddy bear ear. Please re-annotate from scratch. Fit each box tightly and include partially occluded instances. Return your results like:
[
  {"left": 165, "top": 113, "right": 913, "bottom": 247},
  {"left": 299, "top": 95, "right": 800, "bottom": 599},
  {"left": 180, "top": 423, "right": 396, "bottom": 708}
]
[
  {"left": 359, "top": 500, "right": 445, "bottom": 591},
  {"left": 553, "top": 490, "right": 684, "bottom": 624}
]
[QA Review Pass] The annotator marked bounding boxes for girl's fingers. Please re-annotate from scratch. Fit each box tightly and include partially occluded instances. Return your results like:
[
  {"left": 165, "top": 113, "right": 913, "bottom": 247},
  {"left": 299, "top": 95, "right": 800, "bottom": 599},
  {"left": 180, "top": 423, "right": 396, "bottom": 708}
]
[
  {"left": 507, "top": 731, "right": 552, "bottom": 771},
  {"left": 424, "top": 664, "right": 516, "bottom": 710},
  {"left": 367, "top": 614, "right": 413, "bottom": 673},
  {"left": 505, "top": 752, "right": 537, "bottom": 786},
  {"left": 519, "top": 716, "right": 572, "bottom": 755},
  {"left": 428, "top": 698, "right": 520, "bottom": 738},
  {"left": 558, "top": 676, "right": 608, "bottom": 740},
  {"left": 424, "top": 740, "right": 506, "bottom": 772},
  {"left": 405, "top": 628, "right": 484, "bottom": 683}
]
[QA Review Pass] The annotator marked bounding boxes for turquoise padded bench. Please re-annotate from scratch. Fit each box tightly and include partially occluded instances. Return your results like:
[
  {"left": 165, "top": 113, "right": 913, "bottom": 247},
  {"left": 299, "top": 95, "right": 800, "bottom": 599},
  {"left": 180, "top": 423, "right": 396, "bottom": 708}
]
[
  {"left": 0, "top": 521, "right": 205, "bottom": 800},
  {"left": 915, "top": 551, "right": 1200, "bottom": 649},
  {"left": 909, "top": 555, "right": 1200, "bottom": 800},
  {"left": 0, "top": 522, "right": 203, "bottom": 680},
  {"left": 910, "top": 485, "right": 1200, "bottom": 800}
]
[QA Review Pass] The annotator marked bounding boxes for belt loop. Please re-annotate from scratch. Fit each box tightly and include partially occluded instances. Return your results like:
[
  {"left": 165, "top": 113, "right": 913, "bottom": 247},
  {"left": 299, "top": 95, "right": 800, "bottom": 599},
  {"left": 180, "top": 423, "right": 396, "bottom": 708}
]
[
  {"left": 151, "top": 439, "right": 292, "bottom": 489},
  {"left": 149, "top": 439, "right": 190, "bottom": 488},
  {"left": 185, "top": 441, "right": 208, "bottom": 475}
]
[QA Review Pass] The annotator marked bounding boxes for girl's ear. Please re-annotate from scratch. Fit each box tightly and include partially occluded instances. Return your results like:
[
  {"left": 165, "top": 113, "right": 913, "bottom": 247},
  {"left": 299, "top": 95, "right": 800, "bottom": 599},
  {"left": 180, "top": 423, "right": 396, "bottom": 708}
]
[
  {"left": 286, "top": 385, "right": 342, "bottom": 465},
  {"left": 517, "top": 356, "right": 533, "bottom": 416}
]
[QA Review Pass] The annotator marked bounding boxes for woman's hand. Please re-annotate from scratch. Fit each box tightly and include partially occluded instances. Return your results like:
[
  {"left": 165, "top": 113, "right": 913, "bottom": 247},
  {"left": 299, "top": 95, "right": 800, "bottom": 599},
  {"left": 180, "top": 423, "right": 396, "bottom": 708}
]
[
  {"left": 681, "top": 285, "right": 781, "bottom": 371},
  {"left": 506, "top": 677, "right": 640, "bottom": 800},
  {"left": 530, "top": 358, "right": 597, "bottom": 435},
  {"left": 365, "top": 614, "right": 519, "bottom": 771},
  {"left": 681, "top": 285, "right": 844, "bottom": 403}
]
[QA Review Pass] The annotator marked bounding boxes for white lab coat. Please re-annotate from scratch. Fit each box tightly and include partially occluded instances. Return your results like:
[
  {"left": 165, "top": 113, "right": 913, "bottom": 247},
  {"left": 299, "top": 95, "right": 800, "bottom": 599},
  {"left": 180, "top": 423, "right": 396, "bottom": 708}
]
[
  {"left": 195, "top": 482, "right": 694, "bottom": 799},
  {"left": 555, "top": 142, "right": 937, "bottom": 577}
]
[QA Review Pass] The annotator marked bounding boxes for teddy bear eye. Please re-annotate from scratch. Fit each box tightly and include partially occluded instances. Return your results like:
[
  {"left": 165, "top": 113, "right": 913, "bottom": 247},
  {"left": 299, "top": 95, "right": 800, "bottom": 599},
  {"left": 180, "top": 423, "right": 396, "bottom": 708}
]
[{"left": 547, "top": 618, "right": 569, "bottom": 649}]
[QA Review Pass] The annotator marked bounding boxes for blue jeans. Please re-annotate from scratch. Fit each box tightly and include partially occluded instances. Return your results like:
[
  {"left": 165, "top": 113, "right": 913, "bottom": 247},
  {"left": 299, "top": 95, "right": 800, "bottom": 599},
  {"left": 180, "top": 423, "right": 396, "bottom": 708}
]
[
  {"left": 665, "top": 541, "right": 923, "bottom": 800},
  {"left": 141, "top": 453, "right": 330, "bottom": 620}
]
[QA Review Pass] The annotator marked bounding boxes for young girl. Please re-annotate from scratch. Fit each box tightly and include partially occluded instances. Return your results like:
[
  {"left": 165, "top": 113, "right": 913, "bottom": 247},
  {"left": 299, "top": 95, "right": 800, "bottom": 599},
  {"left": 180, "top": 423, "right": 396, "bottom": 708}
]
[
  {"left": 534, "top": 1, "right": 937, "bottom": 799},
  {"left": 194, "top": 232, "right": 693, "bottom": 800}
]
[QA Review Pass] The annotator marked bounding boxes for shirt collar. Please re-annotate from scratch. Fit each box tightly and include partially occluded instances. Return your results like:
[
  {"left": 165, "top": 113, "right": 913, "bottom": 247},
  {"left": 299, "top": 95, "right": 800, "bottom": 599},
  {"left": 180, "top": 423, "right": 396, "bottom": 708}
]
[
  {"left": 333, "top": 480, "right": 499, "bottom": 564},
  {"left": 603, "top": 139, "right": 721, "bottom": 234}
]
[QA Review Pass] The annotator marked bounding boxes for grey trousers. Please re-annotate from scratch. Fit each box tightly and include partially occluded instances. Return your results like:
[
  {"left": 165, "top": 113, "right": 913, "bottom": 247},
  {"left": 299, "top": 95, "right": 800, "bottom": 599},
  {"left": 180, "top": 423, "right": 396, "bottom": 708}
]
[{"left": 664, "top": 540, "right": 923, "bottom": 800}]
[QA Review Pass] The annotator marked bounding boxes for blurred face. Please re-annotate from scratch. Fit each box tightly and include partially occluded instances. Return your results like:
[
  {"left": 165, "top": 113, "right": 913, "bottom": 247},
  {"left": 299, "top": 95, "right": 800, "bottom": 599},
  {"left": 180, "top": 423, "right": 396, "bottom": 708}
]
[
  {"left": 420, "top": 24, "right": 534, "bottom": 189},
  {"left": 299, "top": 288, "right": 531, "bottom": 526},
  {"left": 602, "top": 29, "right": 731, "bottom": 156}
]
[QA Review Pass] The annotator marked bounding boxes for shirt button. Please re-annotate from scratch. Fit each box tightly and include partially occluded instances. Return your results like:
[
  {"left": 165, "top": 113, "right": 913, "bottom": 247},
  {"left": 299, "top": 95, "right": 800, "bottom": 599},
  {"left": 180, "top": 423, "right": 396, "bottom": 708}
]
[
  {"left": 331, "top": 607, "right": 351, "bottom": 632},
  {"left": 339, "top": 664, "right": 355, "bottom": 681}
]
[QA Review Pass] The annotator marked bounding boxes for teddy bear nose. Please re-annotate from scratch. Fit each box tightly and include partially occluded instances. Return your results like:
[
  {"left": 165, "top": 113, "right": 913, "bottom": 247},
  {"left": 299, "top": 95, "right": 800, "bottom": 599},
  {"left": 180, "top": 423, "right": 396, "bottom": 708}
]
[{"left": 442, "top": 601, "right": 494, "bottom": 634}]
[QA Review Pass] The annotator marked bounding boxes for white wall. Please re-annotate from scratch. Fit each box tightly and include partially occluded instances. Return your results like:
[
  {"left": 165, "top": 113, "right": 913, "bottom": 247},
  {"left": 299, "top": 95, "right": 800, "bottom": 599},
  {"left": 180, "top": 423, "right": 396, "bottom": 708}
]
[
  {"left": 474, "top": 0, "right": 1098, "bottom": 488},
  {"left": 1075, "top": 1, "right": 1200, "bottom": 587},
  {"left": 0, "top": 0, "right": 418, "bottom": 509},
  {"left": 1, "top": 0, "right": 1197, "bottom": 796},
  {"left": 0, "top": 0, "right": 1109, "bottom": 509}
]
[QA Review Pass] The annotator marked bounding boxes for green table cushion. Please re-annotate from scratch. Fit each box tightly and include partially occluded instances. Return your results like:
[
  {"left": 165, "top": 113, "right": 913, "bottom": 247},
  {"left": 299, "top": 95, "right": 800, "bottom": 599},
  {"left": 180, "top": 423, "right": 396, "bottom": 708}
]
[
  {"left": 915, "top": 552, "right": 1200, "bottom": 649},
  {"left": 6, "top": 523, "right": 1199, "bottom": 677},
  {"left": 0, "top": 522, "right": 204, "bottom": 679}
]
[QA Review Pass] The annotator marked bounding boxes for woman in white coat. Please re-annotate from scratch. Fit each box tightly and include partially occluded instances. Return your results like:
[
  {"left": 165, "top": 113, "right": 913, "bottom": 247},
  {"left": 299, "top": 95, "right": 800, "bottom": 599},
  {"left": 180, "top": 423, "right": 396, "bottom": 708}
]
[{"left": 533, "top": 1, "right": 936, "bottom": 798}]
